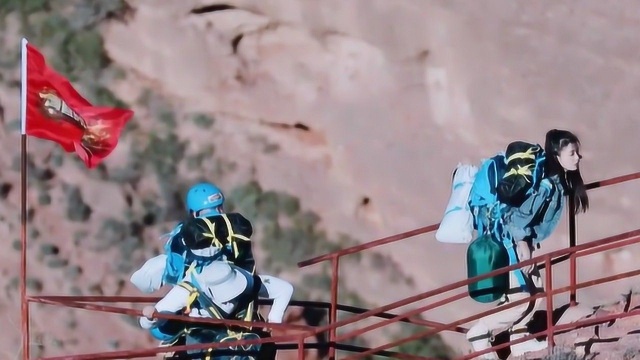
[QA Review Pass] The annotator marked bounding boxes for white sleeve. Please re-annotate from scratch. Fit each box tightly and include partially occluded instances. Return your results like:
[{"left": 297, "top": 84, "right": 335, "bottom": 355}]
[
  {"left": 138, "top": 285, "right": 191, "bottom": 329},
  {"left": 156, "top": 285, "right": 191, "bottom": 313},
  {"left": 130, "top": 254, "right": 167, "bottom": 294},
  {"left": 258, "top": 275, "right": 294, "bottom": 323},
  {"left": 139, "top": 316, "right": 156, "bottom": 329}
]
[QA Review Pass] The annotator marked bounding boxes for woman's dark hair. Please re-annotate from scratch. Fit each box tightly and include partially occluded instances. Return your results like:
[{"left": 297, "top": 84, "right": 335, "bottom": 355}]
[{"left": 544, "top": 129, "right": 589, "bottom": 213}]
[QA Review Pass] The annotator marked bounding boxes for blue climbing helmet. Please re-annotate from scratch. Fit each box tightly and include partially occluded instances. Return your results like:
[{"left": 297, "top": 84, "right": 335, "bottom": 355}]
[{"left": 185, "top": 182, "right": 225, "bottom": 217}]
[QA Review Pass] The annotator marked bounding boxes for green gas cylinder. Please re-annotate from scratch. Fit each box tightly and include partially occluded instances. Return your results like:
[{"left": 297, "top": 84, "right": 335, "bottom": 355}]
[{"left": 467, "top": 233, "right": 510, "bottom": 303}]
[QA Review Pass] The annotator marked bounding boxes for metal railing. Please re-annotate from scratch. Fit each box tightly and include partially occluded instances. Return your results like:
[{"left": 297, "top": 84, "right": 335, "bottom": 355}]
[
  {"left": 22, "top": 171, "right": 640, "bottom": 359},
  {"left": 27, "top": 296, "right": 432, "bottom": 360},
  {"left": 297, "top": 171, "right": 640, "bottom": 359}
]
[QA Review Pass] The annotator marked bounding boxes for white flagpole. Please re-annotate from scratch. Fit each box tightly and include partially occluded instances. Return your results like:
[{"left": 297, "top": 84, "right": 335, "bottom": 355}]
[
  {"left": 20, "top": 37, "right": 30, "bottom": 360},
  {"left": 21, "top": 38, "right": 28, "bottom": 135}
]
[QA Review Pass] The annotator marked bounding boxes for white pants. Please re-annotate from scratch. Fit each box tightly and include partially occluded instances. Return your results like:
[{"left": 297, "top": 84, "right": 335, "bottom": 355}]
[{"left": 466, "top": 268, "right": 545, "bottom": 359}]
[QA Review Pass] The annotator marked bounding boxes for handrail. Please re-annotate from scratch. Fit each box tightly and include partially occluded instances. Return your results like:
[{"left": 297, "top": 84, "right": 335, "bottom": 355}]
[
  {"left": 298, "top": 224, "right": 439, "bottom": 267},
  {"left": 585, "top": 171, "right": 640, "bottom": 190},
  {"left": 340, "top": 235, "right": 640, "bottom": 360},
  {"left": 297, "top": 171, "right": 640, "bottom": 268},
  {"left": 29, "top": 296, "right": 431, "bottom": 360},
  {"left": 39, "top": 336, "right": 426, "bottom": 360},
  {"left": 334, "top": 231, "right": 640, "bottom": 345},
  {"left": 29, "top": 296, "right": 467, "bottom": 333},
  {"left": 300, "top": 228, "right": 640, "bottom": 337},
  {"left": 39, "top": 332, "right": 305, "bottom": 360},
  {"left": 28, "top": 297, "right": 315, "bottom": 332}
]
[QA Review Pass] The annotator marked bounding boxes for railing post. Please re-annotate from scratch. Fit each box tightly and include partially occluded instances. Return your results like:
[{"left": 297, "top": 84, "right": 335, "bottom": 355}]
[
  {"left": 545, "top": 255, "right": 555, "bottom": 355},
  {"left": 568, "top": 196, "right": 577, "bottom": 306},
  {"left": 329, "top": 255, "right": 340, "bottom": 360},
  {"left": 297, "top": 336, "right": 306, "bottom": 360}
]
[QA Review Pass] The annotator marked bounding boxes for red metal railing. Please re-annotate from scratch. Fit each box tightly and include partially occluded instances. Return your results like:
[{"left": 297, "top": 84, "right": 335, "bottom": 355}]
[
  {"left": 567, "top": 171, "right": 640, "bottom": 304},
  {"left": 21, "top": 171, "right": 640, "bottom": 359},
  {"left": 44, "top": 226, "right": 636, "bottom": 360},
  {"left": 297, "top": 171, "right": 640, "bottom": 359},
  {"left": 335, "top": 228, "right": 640, "bottom": 359},
  {"left": 27, "top": 295, "right": 429, "bottom": 360}
]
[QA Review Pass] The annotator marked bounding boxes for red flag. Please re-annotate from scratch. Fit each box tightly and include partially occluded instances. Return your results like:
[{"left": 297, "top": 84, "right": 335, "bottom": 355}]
[{"left": 24, "top": 42, "right": 134, "bottom": 168}]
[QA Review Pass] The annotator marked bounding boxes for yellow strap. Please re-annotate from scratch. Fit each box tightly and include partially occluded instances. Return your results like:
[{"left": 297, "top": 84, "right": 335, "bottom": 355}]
[
  {"left": 178, "top": 281, "right": 196, "bottom": 292},
  {"left": 220, "top": 214, "right": 243, "bottom": 258},
  {"left": 503, "top": 164, "right": 534, "bottom": 179},
  {"left": 185, "top": 262, "right": 197, "bottom": 276},
  {"left": 200, "top": 217, "right": 224, "bottom": 248},
  {"left": 220, "top": 214, "right": 234, "bottom": 243},
  {"left": 221, "top": 214, "right": 251, "bottom": 241},
  {"left": 222, "top": 330, "right": 246, "bottom": 351},
  {"left": 244, "top": 300, "right": 254, "bottom": 323},
  {"left": 220, "top": 214, "right": 251, "bottom": 241},
  {"left": 184, "top": 293, "right": 198, "bottom": 314},
  {"left": 233, "top": 234, "right": 250, "bottom": 241},
  {"left": 506, "top": 148, "right": 538, "bottom": 163},
  {"left": 223, "top": 331, "right": 245, "bottom": 341},
  {"left": 202, "top": 215, "right": 256, "bottom": 275},
  {"left": 179, "top": 267, "right": 199, "bottom": 314},
  {"left": 207, "top": 305, "right": 223, "bottom": 319}
]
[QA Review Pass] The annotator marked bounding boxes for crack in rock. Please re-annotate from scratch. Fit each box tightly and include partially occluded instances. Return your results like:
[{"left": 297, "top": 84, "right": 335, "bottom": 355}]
[
  {"left": 189, "top": 4, "right": 236, "bottom": 15},
  {"left": 258, "top": 120, "right": 311, "bottom": 132},
  {"left": 231, "top": 33, "right": 243, "bottom": 54}
]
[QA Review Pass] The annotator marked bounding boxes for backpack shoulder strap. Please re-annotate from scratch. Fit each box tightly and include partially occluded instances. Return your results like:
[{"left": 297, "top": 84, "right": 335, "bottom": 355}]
[
  {"left": 199, "top": 216, "right": 226, "bottom": 249},
  {"left": 221, "top": 214, "right": 251, "bottom": 242},
  {"left": 469, "top": 156, "right": 502, "bottom": 204},
  {"left": 530, "top": 146, "right": 546, "bottom": 189},
  {"left": 178, "top": 263, "right": 202, "bottom": 314},
  {"left": 539, "top": 177, "right": 554, "bottom": 191},
  {"left": 220, "top": 214, "right": 251, "bottom": 268},
  {"left": 182, "top": 271, "right": 227, "bottom": 320},
  {"left": 499, "top": 236, "right": 528, "bottom": 290},
  {"left": 469, "top": 155, "right": 507, "bottom": 235}
]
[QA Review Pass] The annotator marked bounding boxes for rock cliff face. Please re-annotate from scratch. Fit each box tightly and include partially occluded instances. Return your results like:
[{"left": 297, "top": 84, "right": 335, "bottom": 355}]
[{"left": 0, "top": 0, "right": 639, "bottom": 358}]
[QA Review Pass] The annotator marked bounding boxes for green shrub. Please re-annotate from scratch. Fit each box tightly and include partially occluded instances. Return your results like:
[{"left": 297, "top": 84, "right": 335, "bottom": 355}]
[
  {"left": 65, "top": 186, "right": 92, "bottom": 222},
  {"left": 26, "top": 277, "right": 43, "bottom": 292},
  {"left": 64, "top": 265, "right": 83, "bottom": 280},
  {"left": 39, "top": 243, "right": 60, "bottom": 255},
  {"left": 38, "top": 191, "right": 51, "bottom": 205},
  {"left": 46, "top": 258, "right": 69, "bottom": 268},
  {"left": 393, "top": 325, "right": 454, "bottom": 359},
  {"left": 192, "top": 113, "right": 215, "bottom": 129},
  {"left": 95, "top": 218, "right": 127, "bottom": 251}
]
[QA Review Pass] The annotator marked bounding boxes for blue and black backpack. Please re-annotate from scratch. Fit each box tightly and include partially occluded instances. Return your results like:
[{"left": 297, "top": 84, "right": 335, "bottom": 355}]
[
  {"left": 466, "top": 141, "right": 546, "bottom": 302},
  {"left": 469, "top": 141, "right": 546, "bottom": 214}
]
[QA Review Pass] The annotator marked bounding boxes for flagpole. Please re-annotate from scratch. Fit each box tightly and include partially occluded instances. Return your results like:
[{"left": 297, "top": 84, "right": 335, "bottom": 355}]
[{"left": 20, "top": 37, "right": 30, "bottom": 360}]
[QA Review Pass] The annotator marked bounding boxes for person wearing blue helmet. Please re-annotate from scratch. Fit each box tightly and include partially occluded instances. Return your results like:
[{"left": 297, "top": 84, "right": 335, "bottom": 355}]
[
  {"left": 130, "top": 181, "right": 256, "bottom": 292},
  {"left": 130, "top": 182, "right": 273, "bottom": 358},
  {"left": 164, "top": 181, "right": 259, "bottom": 286}
]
